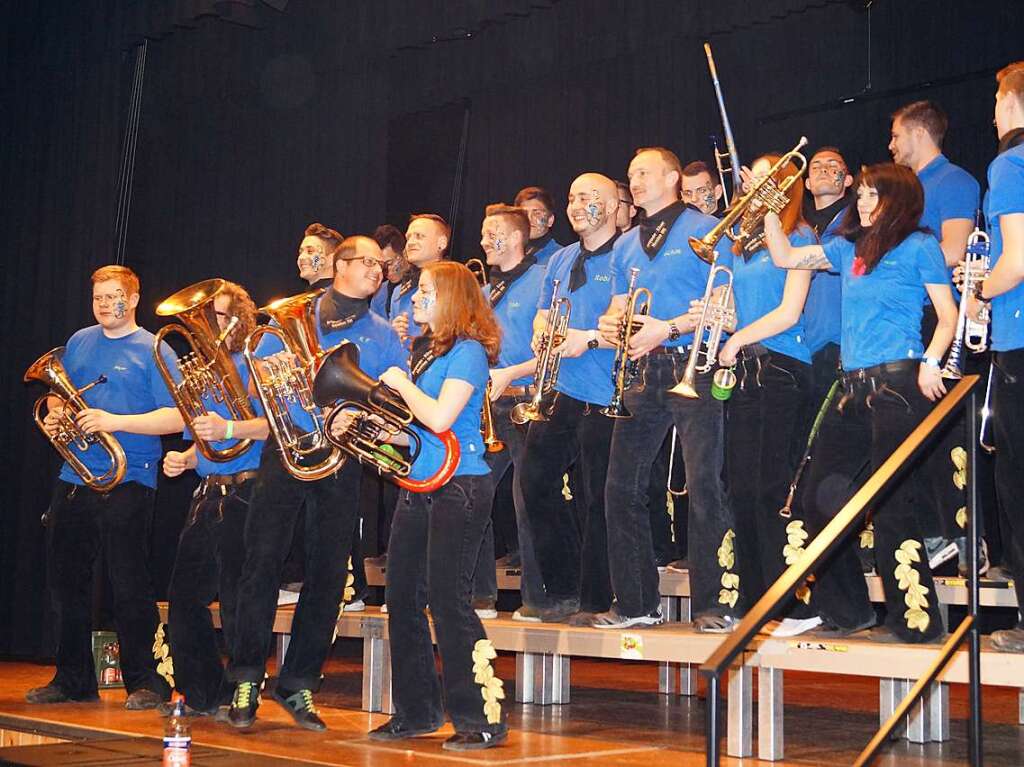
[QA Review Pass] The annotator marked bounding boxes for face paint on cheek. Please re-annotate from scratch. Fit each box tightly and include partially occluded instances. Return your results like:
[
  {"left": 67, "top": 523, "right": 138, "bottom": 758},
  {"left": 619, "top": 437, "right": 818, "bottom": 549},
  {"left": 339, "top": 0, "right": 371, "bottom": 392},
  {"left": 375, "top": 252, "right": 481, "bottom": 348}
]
[
  {"left": 113, "top": 290, "right": 127, "bottom": 319},
  {"left": 584, "top": 190, "right": 602, "bottom": 226},
  {"left": 419, "top": 294, "right": 435, "bottom": 312},
  {"left": 832, "top": 170, "right": 847, "bottom": 189},
  {"left": 494, "top": 237, "right": 506, "bottom": 254},
  {"left": 702, "top": 192, "right": 716, "bottom": 212},
  {"left": 310, "top": 253, "right": 324, "bottom": 273}
]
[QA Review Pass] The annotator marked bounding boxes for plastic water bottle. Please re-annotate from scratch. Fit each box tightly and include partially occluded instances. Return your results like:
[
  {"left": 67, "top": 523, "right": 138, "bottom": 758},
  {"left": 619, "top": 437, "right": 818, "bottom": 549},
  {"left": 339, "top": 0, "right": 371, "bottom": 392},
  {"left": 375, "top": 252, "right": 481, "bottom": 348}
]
[{"left": 163, "top": 693, "right": 191, "bottom": 766}]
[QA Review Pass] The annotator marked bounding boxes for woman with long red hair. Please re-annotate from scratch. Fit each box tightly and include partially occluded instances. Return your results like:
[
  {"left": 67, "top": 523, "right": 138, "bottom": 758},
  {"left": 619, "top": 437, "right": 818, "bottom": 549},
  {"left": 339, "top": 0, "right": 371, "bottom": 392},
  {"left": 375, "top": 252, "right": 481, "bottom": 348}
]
[{"left": 367, "top": 261, "right": 508, "bottom": 750}]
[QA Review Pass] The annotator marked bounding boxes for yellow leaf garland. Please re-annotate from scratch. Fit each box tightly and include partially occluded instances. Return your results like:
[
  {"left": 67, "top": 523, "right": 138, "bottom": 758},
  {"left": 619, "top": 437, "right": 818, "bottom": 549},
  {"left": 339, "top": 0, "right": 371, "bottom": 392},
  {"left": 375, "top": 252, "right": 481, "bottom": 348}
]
[
  {"left": 716, "top": 530, "right": 739, "bottom": 607},
  {"left": 894, "top": 540, "right": 930, "bottom": 633},
  {"left": 472, "top": 639, "right": 504, "bottom": 725},
  {"left": 152, "top": 623, "right": 175, "bottom": 688},
  {"left": 859, "top": 522, "right": 874, "bottom": 549}
]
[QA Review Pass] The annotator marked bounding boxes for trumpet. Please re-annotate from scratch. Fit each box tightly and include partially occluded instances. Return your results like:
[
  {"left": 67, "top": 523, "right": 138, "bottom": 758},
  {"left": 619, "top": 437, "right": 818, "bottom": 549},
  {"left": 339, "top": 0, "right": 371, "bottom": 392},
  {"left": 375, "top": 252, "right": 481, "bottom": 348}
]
[
  {"left": 481, "top": 381, "right": 504, "bottom": 452},
  {"left": 942, "top": 226, "right": 991, "bottom": 379},
  {"left": 689, "top": 136, "right": 809, "bottom": 264},
  {"left": 153, "top": 278, "right": 256, "bottom": 462},
  {"left": 669, "top": 265, "right": 735, "bottom": 399},
  {"left": 511, "top": 280, "right": 571, "bottom": 424},
  {"left": 312, "top": 342, "right": 460, "bottom": 492},
  {"left": 244, "top": 290, "right": 345, "bottom": 481},
  {"left": 24, "top": 348, "right": 127, "bottom": 492},
  {"left": 601, "top": 267, "right": 653, "bottom": 418}
]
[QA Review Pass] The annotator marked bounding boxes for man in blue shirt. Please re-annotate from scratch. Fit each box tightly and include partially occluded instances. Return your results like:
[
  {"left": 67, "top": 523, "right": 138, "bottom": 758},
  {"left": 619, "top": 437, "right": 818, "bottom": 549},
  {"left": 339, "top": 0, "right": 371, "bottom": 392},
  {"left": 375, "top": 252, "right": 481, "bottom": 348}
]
[
  {"left": 226, "top": 236, "right": 406, "bottom": 731},
  {"left": 297, "top": 222, "right": 344, "bottom": 291},
  {"left": 515, "top": 186, "right": 564, "bottom": 265},
  {"left": 26, "top": 265, "right": 185, "bottom": 710},
  {"left": 681, "top": 161, "right": 724, "bottom": 217},
  {"left": 390, "top": 214, "right": 450, "bottom": 345},
  {"left": 595, "top": 147, "right": 735, "bottom": 631},
  {"left": 369, "top": 224, "right": 407, "bottom": 319},
  {"left": 517, "top": 174, "right": 621, "bottom": 624}
]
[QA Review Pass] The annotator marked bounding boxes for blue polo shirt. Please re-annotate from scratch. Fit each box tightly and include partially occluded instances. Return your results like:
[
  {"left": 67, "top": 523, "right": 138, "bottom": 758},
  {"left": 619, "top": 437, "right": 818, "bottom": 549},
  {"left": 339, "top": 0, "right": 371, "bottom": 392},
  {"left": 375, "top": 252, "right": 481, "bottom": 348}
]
[
  {"left": 610, "top": 208, "right": 724, "bottom": 348},
  {"left": 186, "top": 353, "right": 266, "bottom": 478},
  {"left": 254, "top": 297, "right": 407, "bottom": 437},
  {"left": 529, "top": 234, "right": 564, "bottom": 266},
  {"left": 408, "top": 338, "right": 490, "bottom": 481},
  {"left": 370, "top": 282, "right": 392, "bottom": 317},
  {"left": 822, "top": 232, "right": 950, "bottom": 371},
  {"left": 486, "top": 263, "right": 546, "bottom": 387},
  {"left": 985, "top": 143, "right": 1024, "bottom": 352},
  {"left": 540, "top": 239, "right": 617, "bottom": 406},
  {"left": 917, "top": 154, "right": 980, "bottom": 238},
  {"left": 388, "top": 281, "right": 423, "bottom": 341},
  {"left": 732, "top": 225, "right": 814, "bottom": 363},
  {"left": 803, "top": 211, "right": 844, "bottom": 354},
  {"left": 56, "top": 325, "right": 178, "bottom": 489}
]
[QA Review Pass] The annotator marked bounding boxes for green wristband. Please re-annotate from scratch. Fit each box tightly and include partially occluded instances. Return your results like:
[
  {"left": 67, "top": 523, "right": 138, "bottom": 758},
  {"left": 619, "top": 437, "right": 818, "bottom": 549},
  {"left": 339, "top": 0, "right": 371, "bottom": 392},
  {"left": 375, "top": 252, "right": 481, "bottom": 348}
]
[{"left": 225, "top": 420, "right": 234, "bottom": 440}]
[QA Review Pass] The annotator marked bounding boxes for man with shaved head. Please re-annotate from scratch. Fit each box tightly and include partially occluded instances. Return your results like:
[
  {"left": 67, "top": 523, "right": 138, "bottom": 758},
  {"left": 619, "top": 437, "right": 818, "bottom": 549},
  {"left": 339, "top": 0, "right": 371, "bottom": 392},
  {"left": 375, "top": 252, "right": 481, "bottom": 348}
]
[{"left": 516, "top": 173, "right": 621, "bottom": 623}]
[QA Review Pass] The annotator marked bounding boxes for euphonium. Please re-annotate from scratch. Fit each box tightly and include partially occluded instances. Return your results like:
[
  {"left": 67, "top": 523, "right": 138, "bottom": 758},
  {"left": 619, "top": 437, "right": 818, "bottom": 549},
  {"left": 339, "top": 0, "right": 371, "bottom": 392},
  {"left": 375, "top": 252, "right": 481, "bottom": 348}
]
[
  {"left": 244, "top": 289, "right": 345, "bottom": 481},
  {"left": 312, "top": 342, "right": 460, "bottom": 492},
  {"left": 511, "top": 280, "right": 571, "bottom": 424},
  {"left": 689, "top": 136, "right": 809, "bottom": 264},
  {"left": 153, "top": 278, "right": 256, "bottom": 461},
  {"left": 24, "top": 347, "right": 127, "bottom": 492},
  {"left": 601, "top": 267, "right": 653, "bottom": 418},
  {"left": 942, "top": 226, "right": 991, "bottom": 380},
  {"left": 669, "top": 264, "right": 735, "bottom": 399}
]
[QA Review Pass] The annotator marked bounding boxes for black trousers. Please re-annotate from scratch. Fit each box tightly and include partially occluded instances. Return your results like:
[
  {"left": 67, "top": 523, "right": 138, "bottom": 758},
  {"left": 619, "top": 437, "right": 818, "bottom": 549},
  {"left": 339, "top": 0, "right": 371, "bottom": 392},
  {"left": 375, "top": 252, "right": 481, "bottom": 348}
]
[
  {"left": 386, "top": 474, "right": 506, "bottom": 735},
  {"left": 229, "top": 447, "right": 361, "bottom": 689},
  {"left": 800, "top": 362, "right": 946, "bottom": 642},
  {"left": 167, "top": 477, "right": 253, "bottom": 711},
  {"left": 992, "top": 349, "right": 1024, "bottom": 628},
  {"left": 46, "top": 480, "right": 169, "bottom": 699}
]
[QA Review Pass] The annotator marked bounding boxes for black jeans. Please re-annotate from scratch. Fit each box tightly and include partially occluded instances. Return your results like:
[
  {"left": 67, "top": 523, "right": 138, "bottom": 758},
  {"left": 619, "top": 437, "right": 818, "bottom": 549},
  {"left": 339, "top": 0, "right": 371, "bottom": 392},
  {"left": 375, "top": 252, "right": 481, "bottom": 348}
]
[
  {"left": 727, "top": 350, "right": 811, "bottom": 613},
  {"left": 800, "top": 362, "right": 946, "bottom": 642},
  {"left": 229, "top": 446, "right": 361, "bottom": 689},
  {"left": 167, "top": 477, "right": 253, "bottom": 711},
  {"left": 46, "top": 480, "right": 169, "bottom": 699},
  {"left": 386, "top": 474, "right": 506, "bottom": 735},
  {"left": 520, "top": 393, "right": 614, "bottom": 612},
  {"left": 992, "top": 349, "right": 1024, "bottom": 629},
  {"left": 649, "top": 431, "right": 687, "bottom": 563},
  {"left": 605, "top": 354, "right": 734, "bottom": 619}
]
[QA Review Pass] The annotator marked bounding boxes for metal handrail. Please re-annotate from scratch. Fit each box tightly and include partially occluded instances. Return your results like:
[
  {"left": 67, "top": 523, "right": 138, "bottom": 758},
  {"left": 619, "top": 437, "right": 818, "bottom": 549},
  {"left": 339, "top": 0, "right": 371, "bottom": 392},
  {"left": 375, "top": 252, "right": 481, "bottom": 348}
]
[{"left": 701, "top": 374, "right": 982, "bottom": 766}]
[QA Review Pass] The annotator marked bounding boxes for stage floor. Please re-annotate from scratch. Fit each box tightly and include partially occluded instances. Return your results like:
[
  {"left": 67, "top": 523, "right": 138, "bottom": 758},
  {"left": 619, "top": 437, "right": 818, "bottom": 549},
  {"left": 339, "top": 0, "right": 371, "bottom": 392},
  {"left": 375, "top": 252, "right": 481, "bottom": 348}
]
[{"left": 1, "top": 645, "right": 1023, "bottom": 765}]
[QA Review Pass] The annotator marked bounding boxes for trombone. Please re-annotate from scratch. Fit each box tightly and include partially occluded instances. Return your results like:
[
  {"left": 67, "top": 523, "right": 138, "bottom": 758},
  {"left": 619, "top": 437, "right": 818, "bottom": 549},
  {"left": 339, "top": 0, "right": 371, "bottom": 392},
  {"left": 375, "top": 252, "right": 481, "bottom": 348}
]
[
  {"left": 466, "top": 258, "right": 489, "bottom": 286},
  {"left": 703, "top": 42, "right": 742, "bottom": 206},
  {"left": 601, "top": 267, "right": 652, "bottom": 418},
  {"left": 511, "top": 280, "right": 571, "bottom": 424}
]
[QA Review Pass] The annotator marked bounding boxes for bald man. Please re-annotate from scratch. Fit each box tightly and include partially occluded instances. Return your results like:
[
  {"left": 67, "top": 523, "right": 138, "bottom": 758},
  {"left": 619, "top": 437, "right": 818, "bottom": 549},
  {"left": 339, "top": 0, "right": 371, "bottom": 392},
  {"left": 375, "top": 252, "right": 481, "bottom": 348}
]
[{"left": 516, "top": 173, "right": 621, "bottom": 624}]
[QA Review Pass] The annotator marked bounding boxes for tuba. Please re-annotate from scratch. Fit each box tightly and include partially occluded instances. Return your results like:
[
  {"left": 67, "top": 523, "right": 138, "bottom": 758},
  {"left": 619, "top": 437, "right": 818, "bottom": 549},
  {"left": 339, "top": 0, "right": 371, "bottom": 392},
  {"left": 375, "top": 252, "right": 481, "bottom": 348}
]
[
  {"left": 244, "top": 290, "right": 345, "bottom": 481},
  {"left": 669, "top": 264, "right": 735, "bottom": 399},
  {"left": 510, "top": 280, "right": 571, "bottom": 424},
  {"left": 689, "top": 137, "right": 809, "bottom": 264},
  {"left": 24, "top": 348, "right": 127, "bottom": 492},
  {"left": 154, "top": 278, "right": 256, "bottom": 462},
  {"left": 601, "top": 267, "right": 652, "bottom": 418},
  {"left": 942, "top": 226, "right": 991, "bottom": 380},
  {"left": 312, "top": 342, "right": 460, "bottom": 492}
]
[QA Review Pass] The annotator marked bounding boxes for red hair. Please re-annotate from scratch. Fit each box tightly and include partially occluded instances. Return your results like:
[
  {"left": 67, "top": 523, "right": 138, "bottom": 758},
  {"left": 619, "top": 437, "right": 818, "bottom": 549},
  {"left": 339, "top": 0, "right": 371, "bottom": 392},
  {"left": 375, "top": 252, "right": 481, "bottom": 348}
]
[
  {"left": 91, "top": 265, "right": 140, "bottom": 296},
  {"left": 422, "top": 262, "right": 501, "bottom": 365}
]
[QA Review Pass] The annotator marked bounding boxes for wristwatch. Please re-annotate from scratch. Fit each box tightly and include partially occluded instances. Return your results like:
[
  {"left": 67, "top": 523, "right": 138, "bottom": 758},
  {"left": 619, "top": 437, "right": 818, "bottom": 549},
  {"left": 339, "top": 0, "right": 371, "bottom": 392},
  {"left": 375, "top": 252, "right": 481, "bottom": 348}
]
[
  {"left": 668, "top": 321, "right": 681, "bottom": 342},
  {"left": 922, "top": 356, "right": 941, "bottom": 369},
  {"left": 587, "top": 330, "right": 600, "bottom": 350}
]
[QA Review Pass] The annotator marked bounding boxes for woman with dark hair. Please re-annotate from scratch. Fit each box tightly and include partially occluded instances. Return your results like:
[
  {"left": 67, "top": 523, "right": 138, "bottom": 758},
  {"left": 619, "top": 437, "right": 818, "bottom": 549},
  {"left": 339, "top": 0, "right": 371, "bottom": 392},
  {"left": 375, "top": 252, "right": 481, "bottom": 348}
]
[
  {"left": 366, "top": 261, "right": 508, "bottom": 750},
  {"left": 763, "top": 163, "right": 957, "bottom": 644},
  {"left": 711, "top": 154, "right": 815, "bottom": 635}
]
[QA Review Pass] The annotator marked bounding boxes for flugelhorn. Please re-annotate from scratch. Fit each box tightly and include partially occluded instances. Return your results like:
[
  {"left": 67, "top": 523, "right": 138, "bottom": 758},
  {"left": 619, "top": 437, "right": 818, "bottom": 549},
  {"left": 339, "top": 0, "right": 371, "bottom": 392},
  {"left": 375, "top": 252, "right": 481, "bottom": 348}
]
[
  {"left": 601, "top": 267, "right": 652, "bottom": 418},
  {"left": 244, "top": 290, "right": 345, "bottom": 481},
  {"left": 689, "top": 137, "right": 809, "bottom": 264},
  {"left": 24, "top": 347, "right": 127, "bottom": 492},
  {"left": 511, "top": 280, "right": 571, "bottom": 424},
  {"left": 154, "top": 278, "right": 256, "bottom": 461},
  {"left": 669, "top": 264, "right": 735, "bottom": 399},
  {"left": 312, "top": 342, "right": 460, "bottom": 492},
  {"left": 942, "top": 226, "right": 991, "bottom": 380}
]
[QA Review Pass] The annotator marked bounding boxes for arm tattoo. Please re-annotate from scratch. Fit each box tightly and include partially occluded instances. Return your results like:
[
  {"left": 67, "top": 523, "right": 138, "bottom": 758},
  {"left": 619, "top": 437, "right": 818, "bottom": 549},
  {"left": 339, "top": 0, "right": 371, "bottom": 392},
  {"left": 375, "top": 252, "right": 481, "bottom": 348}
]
[{"left": 792, "top": 248, "right": 831, "bottom": 271}]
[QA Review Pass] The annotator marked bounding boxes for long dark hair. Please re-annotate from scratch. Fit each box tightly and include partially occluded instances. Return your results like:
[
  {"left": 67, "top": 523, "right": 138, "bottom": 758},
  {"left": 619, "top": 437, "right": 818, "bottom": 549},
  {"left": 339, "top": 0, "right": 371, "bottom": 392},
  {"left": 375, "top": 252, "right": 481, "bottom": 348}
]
[{"left": 835, "top": 163, "right": 924, "bottom": 274}]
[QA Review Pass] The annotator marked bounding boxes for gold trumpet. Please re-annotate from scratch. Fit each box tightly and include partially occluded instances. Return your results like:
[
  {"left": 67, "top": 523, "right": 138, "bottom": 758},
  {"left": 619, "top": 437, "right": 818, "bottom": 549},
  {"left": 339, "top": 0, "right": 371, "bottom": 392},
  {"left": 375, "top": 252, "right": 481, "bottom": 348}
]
[
  {"left": 689, "top": 136, "right": 809, "bottom": 264},
  {"left": 244, "top": 290, "right": 345, "bottom": 481},
  {"left": 669, "top": 264, "right": 735, "bottom": 399},
  {"left": 24, "top": 348, "right": 127, "bottom": 492},
  {"left": 154, "top": 278, "right": 256, "bottom": 462},
  {"left": 601, "top": 267, "right": 652, "bottom": 418},
  {"left": 511, "top": 279, "right": 571, "bottom": 424}
]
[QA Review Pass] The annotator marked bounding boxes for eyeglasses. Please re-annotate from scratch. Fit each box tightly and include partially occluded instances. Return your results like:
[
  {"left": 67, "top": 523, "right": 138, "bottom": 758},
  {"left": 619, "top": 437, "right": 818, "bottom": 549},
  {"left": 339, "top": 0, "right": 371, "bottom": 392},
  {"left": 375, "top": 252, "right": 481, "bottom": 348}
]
[{"left": 343, "top": 256, "right": 387, "bottom": 270}]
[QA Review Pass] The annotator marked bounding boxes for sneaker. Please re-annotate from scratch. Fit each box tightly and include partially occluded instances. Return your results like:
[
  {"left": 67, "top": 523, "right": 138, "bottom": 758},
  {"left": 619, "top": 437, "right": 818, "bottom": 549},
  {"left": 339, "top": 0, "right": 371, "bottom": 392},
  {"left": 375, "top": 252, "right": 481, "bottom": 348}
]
[
  {"left": 926, "top": 537, "right": 959, "bottom": 570},
  {"left": 473, "top": 598, "right": 498, "bottom": 620},
  {"left": 591, "top": 605, "right": 664, "bottom": 629},
  {"left": 442, "top": 729, "right": 508, "bottom": 751},
  {"left": 957, "top": 537, "right": 990, "bottom": 578},
  {"left": 343, "top": 599, "right": 366, "bottom": 612},
  {"left": 272, "top": 686, "right": 326, "bottom": 731},
  {"left": 157, "top": 699, "right": 213, "bottom": 717},
  {"left": 868, "top": 626, "right": 946, "bottom": 645},
  {"left": 694, "top": 614, "right": 738, "bottom": 634},
  {"left": 666, "top": 559, "right": 689, "bottom": 573},
  {"left": 124, "top": 689, "right": 163, "bottom": 710},
  {"left": 538, "top": 598, "right": 581, "bottom": 623},
  {"left": 227, "top": 681, "right": 260, "bottom": 728},
  {"left": 277, "top": 589, "right": 300, "bottom": 606},
  {"left": 990, "top": 627, "right": 1024, "bottom": 653},
  {"left": 567, "top": 611, "right": 599, "bottom": 627},
  {"left": 24, "top": 684, "right": 93, "bottom": 704},
  {"left": 380, "top": 603, "right": 388, "bottom": 614},
  {"left": 511, "top": 606, "right": 542, "bottom": 623},
  {"left": 368, "top": 717, "right": 441, "bottom": 741},
  {"left": 985, "top": 565, "right": 1014, "bottom": 583},
  {"left": 814, "top": 615, "right": 877, "bottom": 638},
  {"left": 770, "top": 616, "right": 823, "bottom": 638}
]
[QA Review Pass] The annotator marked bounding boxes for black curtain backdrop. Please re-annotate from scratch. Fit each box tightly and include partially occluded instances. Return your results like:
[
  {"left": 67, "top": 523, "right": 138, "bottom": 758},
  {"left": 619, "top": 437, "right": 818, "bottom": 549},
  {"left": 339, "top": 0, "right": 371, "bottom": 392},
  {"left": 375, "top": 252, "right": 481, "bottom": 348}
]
[{"left": 2, "top": 0, "right": 1022, "bottom": 658}]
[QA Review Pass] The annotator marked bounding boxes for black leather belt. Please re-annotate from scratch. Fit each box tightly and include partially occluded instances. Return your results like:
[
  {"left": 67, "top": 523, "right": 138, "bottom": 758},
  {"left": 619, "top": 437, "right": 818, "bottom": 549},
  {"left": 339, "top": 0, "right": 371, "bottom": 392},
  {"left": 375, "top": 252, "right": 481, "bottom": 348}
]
[
  {"left": 843, "top": 359, "right": 918, "bottom": 382},
  {"left": 202, "top": 470, "right": 259, "bottom": 489}
]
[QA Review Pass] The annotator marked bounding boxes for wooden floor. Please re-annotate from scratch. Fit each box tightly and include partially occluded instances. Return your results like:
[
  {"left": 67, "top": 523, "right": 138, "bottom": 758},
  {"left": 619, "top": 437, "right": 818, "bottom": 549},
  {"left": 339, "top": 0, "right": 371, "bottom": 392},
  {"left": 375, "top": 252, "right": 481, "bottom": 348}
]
[{"left": 1, "top": 642, "right": 1022, "bottom": 766}]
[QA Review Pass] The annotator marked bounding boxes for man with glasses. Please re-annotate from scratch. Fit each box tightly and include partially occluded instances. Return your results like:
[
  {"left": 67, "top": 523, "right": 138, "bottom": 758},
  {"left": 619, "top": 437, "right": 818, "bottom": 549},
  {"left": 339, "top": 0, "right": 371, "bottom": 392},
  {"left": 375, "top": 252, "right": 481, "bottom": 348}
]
[
  {"left": 616, "top": 181, "right": 637, "bottom": 232},
  {"left": 225, "top": 236, "right": 406, "bottom": 732},
  {"left": 681, "top": 161, "right": 724, "bottom": 217},
  {"left": 515, "top": 186, "right": 564, "bottom": 265},
  {"left": 370, "top": 224, "right": 408, "bottom": 318}
]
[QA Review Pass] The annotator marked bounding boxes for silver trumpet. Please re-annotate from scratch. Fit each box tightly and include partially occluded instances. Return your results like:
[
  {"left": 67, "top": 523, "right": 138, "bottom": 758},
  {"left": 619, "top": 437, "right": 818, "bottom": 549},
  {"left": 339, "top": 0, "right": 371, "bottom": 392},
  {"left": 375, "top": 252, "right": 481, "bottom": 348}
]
[
  {"left": 601, "top": 267, "right": 652, "bottom": 419},
  {"left": 511, "top": 280, "right": 571, "bottom": 424},
  {"left": 669, "top": 265, "right": 735, "bottom": 399},
  {"left": 942, "top": 226, "right": 991, "bottom": 379}
]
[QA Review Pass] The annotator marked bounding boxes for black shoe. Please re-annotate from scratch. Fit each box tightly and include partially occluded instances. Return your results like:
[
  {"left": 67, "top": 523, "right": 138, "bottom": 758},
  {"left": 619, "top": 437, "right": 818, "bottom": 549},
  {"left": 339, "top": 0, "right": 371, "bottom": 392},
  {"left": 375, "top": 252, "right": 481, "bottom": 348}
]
[
  {"left": 442, "top": 729, "right": 508, "bottom": 751},
  {"left": 368, "top": 717, "right": 441, "bottom": 741},
  {"left": 157, "top": 700, "right": 214, "bottom": 717},
  {"left": 272, "top": 686, "right": 326, "bottom": 732},
  {"left": 25, "top": 684, "right": 95, "bottom": 704},
  {"left": 227, "top": 681, "right": 260, "bottom": 728},
  {"left": 125, "top": 689, "right": 163, "bottom": 710},
  {"left": 538, "top": 598, "right": 580, "bottom": 623},
  {"left": 815, "top": 615, "right": 876, "bottom": 638}
]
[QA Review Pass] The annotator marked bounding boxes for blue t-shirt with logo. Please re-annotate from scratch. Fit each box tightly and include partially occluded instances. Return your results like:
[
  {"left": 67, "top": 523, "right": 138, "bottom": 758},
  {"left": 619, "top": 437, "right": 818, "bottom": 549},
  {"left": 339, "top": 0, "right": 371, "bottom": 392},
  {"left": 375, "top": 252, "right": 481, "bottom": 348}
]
[
  {"left": 610, "top": 208, "right": 725, "bottom": 347},
  {"left": 56, "top": 325, "right": 178, "bottom": 489},
  {"left": 540, "top": 240, "right": 617, "bottom": 406},
  {"left": 822, "top": 231, "right": 950, "bottom": 371},
  {"left": 985, "top": 143, "right": 1024, "bottom": 352},
  {"left": 732, "top": 225, "right": 814, "bottom": 363},
  {"left": 408, "top": 338, "right": 490, "bottom": 481},
  {"left": 486, "top": 263, "right": 546, "bottom": 387},
  {"left": 918, "top": 154, "right": 980, "bottom": 238},
  {"left": 529, "top": 235, "right": 564, "bottom": 266},
  {"left": 803, "top": 211, "right": 844, "bottom": 354}
]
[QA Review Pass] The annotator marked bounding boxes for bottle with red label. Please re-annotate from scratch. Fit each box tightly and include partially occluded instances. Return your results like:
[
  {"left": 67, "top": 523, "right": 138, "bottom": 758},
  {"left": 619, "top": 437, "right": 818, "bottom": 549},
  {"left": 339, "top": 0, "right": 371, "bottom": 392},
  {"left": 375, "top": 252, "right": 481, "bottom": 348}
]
[{"left": 163, "top": 693, "right": 191, "bottom": 767}]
